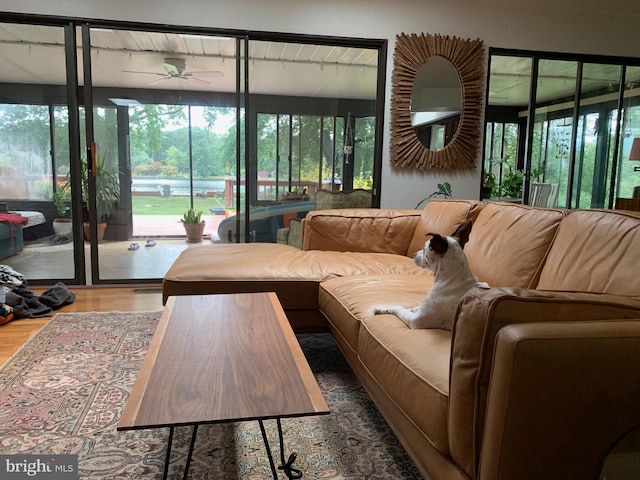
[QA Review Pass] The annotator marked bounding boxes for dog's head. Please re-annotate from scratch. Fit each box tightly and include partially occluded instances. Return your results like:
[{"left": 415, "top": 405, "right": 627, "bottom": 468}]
[{"left": 413, "top": 220, "right": 473, "bottom": 269}]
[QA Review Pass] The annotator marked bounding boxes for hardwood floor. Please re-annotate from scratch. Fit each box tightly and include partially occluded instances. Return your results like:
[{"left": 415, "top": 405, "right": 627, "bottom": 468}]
[{"left": 0, "top": 285, "right": 164, "bottom": 366}]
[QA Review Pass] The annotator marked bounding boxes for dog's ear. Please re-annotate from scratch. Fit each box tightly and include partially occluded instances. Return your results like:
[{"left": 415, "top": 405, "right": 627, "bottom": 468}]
[
  {"left": 451, "top": 220, "right": 473, "bottom": 250},
  {"left": 426, "top": 233, "right": 449, "bottom": 255}
]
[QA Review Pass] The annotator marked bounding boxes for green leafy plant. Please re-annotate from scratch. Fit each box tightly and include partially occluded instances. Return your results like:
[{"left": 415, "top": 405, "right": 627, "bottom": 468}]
[
  {"left": 179, "top": 208, "right": 203, "bottom": 224},
  {"left": 500, "top": 169, "right": 525, "bottom": 198},
  {"left": 497, "top": 166, "right": 544, "bottom": 198},
  {"left": 81, "top": 154, "right": 120, "bottom": 222},
  {"left": 482, "top": 171, "right": 497, "bottom": 198},
  {"left": 415, "top": 182, "right": 452, "bottom": 209},
  {"left": 52, "top": 181, "right": 71, "bottom": 217}
]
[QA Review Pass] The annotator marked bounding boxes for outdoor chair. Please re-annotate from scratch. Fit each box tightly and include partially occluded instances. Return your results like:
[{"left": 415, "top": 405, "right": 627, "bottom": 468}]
[
  {"left": 530, "top": 182, "right": 559, "bottom": 208},
  {"left": 277, "top": 189, "right": 373, "bottom": 248}
]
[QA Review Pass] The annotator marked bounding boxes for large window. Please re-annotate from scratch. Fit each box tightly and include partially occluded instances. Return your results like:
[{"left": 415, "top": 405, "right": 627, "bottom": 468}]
[
  {"left": 0, "top": 17, "right": 385, "bottom": 285},
  {"left": 484, "top": 50, "right": 640, "bottom": 209}
]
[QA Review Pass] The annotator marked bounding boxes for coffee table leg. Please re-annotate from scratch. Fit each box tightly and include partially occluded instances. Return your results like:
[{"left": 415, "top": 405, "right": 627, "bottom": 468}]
[
  {"left": 276, "top": 419, "right": 302, "bottom": 479},
  {"left": 163, "top": 426, "right": 174, "bottom": 480},
  {"left": 183, "top": 425, "right": 199, "bottom": 480},
  {"left": 259, "top": 420, "right": 279, "bottom": 478},
  {"left": 259, "top": 419, "right": 303, "bottom": 480}
]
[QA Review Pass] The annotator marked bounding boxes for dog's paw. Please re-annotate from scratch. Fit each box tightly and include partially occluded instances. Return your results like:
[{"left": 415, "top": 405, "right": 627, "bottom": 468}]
[{"left": 374, "top": 306, "right": 394, "bottom": 315}]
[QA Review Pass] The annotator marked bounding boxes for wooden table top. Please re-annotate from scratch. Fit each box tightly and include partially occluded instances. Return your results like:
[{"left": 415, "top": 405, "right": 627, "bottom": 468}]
[{"left": 118, "top": 292, "right": 329, "bottom": 430}]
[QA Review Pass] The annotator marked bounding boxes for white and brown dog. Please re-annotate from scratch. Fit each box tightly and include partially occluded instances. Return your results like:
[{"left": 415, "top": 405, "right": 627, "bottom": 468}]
[{"left": 374, "top": 220, "right": 488, "bottom": 329}]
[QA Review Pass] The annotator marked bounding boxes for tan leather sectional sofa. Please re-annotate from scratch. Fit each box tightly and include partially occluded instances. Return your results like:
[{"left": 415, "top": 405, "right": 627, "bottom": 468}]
[{"left": 163, "top": 199, "right": 640, "bottom": 480}]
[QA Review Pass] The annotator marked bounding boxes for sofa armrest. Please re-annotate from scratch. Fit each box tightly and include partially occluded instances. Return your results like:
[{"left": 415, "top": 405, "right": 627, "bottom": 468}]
[
  {"left": 479, "top": 320, "right": 640, "bottom": 480},
  {"left": 301, "top": 208, "right": 421, "bottom": 254},
  {"left": 447, "top": 286, "right": 640, "bottom": 478}
]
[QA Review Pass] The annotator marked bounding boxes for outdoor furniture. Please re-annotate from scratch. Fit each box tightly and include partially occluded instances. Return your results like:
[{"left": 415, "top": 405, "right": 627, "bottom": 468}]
[
  {"left": 10, "top": 210, "right": 46, "bottom": 229},
  {"left": 529, "top": 182, "right": 559, "bottom": 208},
  {"left": 615, "top": 197, "right": 640, "bottom": 211},
  {"left": 277, "top": 188, "right": 373, "bottom": 248},
  {"left": 0, "top": 213, "right": 28, "bottom": 260}
]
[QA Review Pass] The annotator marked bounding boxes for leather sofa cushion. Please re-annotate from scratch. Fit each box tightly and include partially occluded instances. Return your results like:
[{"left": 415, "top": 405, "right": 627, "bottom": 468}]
[
  {"left": 407, "top": 199, "right": 484, "bottom": 257},
  {"left": 537, "top": 209, "right": 640, "bottom": 295},
  {"left": 163, "top": 243, "right": 421, "bottom": 307},
  {"left": 464, "top": 202, "right": 566, "bottom": 288},
  {"left": 302, "top": 208, "right": 420, "bottom": 254},
  {"left": 359, "top": 314, "right": 452, "bottom": 455},
  {"left": 319, "top": 273, "right": 433, "bottom": 354},
  {"left": 320, "top": 272, "right": 451, "bottom": 454}
]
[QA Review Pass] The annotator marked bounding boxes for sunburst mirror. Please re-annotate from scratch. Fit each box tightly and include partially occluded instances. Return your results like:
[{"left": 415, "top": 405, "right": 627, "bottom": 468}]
[{"left": 390, "top": 33, "right": 484, "bottom": 170}]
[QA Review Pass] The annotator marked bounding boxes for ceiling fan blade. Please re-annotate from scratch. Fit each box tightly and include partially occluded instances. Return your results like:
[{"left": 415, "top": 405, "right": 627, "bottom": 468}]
[
  {"left": 187, "top": 71, "right": 224, "bottom": 78},
  {"left": 122, "top": 70, "right": 166, "bottom": 77},
  {"left": 189, "top": 76, "right": 212, "bottom": 85},
  {"left": 147, "top": 76, "right": 170, "bottom": 86}
]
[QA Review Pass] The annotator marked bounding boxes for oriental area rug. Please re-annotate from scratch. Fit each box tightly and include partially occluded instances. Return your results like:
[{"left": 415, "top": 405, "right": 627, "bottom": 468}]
[{"left": 0, "top": 311, "right": 422, "bottom": 479}]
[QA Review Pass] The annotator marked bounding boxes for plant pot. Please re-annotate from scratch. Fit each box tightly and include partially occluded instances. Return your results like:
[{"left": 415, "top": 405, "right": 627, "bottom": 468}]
[
  {"left": 183, "top": 221, "right": 205, "bottom": 243},
  {"left": 52, "top": 218, "right": 72, "bottom": 235},
  {"left": 83, "top": 222, "right": 107, "bottom": 242}
]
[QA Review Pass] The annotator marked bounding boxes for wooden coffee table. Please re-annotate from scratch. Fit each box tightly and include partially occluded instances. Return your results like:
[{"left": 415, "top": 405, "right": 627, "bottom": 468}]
[{"left": 118, "top": 292, "right": 329, "bottom": 479}]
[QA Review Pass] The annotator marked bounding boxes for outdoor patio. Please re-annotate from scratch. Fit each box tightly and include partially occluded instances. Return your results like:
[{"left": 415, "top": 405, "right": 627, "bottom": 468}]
[{"left": 131, "top": 213, "right": 225, "bottom": 239}]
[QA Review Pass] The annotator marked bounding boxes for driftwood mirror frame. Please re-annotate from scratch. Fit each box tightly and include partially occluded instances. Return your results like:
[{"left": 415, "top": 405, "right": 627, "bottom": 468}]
[{"left": 390, "top": 33, "right": 484, "bottom": 170}]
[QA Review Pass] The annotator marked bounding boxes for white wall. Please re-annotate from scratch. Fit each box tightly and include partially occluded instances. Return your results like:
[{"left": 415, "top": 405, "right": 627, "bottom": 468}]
[{"left": 2, "top": 0, "right": 639, "bottom": 208}]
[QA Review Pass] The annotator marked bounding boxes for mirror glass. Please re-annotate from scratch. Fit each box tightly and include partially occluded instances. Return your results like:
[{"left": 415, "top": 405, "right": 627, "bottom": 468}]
[{"left": 411, "top": 55, "right": 462, "bottom": 151}]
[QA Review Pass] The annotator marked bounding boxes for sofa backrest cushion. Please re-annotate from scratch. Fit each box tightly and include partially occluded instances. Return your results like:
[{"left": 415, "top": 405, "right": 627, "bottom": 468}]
[
  {"left": 464, "top": 202, "right": 566, "bottom": 289},
  {"left": 406, "top": 199, "right": 484, "bottom": 257},
  {"left": 302, "top": 208, "right": 421, "bottom": 254},
  {"left": 537, "top": 209, "right": 640, "bottom": 295}
]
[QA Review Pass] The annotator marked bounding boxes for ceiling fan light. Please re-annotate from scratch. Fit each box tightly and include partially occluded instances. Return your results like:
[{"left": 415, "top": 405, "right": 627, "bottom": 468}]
[
  {"left": 163, "top": 58, "right": 186, "bottom": 76},
  {"left": 109, "top": 97, "right": 140, "bottom": 106}
]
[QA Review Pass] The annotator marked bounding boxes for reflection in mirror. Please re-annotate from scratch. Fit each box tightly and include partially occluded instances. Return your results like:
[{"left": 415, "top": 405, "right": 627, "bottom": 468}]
[
  {"left": 411, "top": 55, "right": 462, "bottom": 151},
  {"left": 483, "top": 55, "right": 531, "bottom": 201},
  {"left": 390, "top": 33, "right": 484, "bottom": 170}
]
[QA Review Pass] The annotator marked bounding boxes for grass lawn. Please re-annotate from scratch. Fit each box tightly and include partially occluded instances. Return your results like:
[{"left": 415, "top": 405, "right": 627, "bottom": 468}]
[{"left": 132, "top": 195, "right": 226, "bottom": 215}]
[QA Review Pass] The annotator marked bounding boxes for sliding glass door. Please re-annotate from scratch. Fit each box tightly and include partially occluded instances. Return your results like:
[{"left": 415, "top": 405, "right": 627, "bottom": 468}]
[
  {"left": 616, "top": 66, "right": 640, "bottom": 200},
  {"left": 484, "top": 50, "right": 640, "bottom": 209},
  {"left": 80, "top": 25, "right": 240, "bottom": 282},
  {"left": 0, "top": 14, "right": 386, "bottom": 285},
  {"left": 0, "top": 21, "right": 81, "bottom": 284},
  {"left": 220, "top": 38, "right": 379, "bottom": 244}
]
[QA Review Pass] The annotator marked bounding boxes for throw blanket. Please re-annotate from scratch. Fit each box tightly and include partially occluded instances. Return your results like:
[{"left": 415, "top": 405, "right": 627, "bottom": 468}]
[
  {"left": 0, "top": 213, "right": 28, "bottom": 226},
  {"left": 0, "top": 265, "right": 76, "bottom": 324}
]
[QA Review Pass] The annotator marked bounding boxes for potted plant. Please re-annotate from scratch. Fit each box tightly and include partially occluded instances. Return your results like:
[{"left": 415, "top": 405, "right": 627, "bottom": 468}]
[
  {"left": 52, "top": 179, "right": 72, "bottom": 235},
  {"left": 482, "top": 171, "right": 497, "bottom": 199},
  {"left": 180, "top": 208, "right": 205, "bottom": 243},
  {"left": 81, "top": 154, "right": 120, "bottom": 242},
  {"left": 500, "top": 168, "right": 525, "bottom": 199}
]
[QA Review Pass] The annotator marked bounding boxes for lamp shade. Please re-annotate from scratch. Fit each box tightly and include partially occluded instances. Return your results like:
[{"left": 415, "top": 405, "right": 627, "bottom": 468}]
[{"left": 630, "top": 138, "right": 640, "bottom": 161}]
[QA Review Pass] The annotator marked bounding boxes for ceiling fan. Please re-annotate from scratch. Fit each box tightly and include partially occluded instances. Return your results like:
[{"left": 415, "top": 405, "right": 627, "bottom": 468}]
[{"left": 124, "top": 57, "right": 223, "bottom": 85}]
